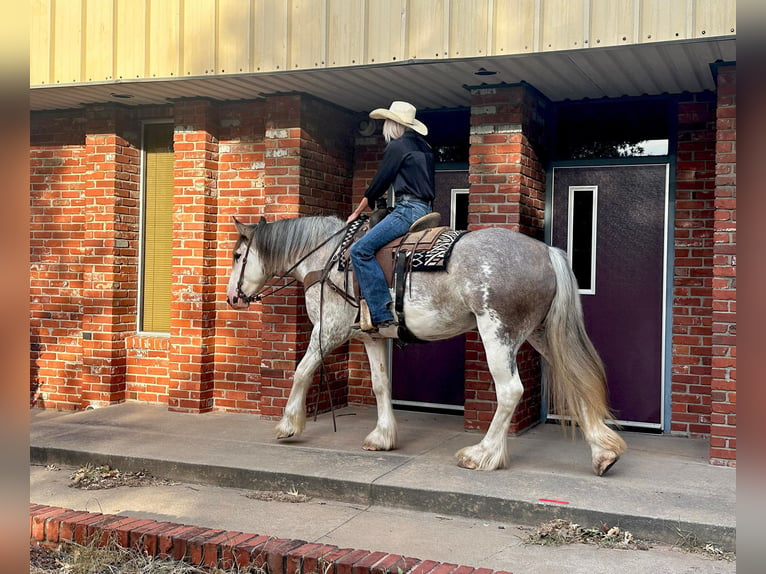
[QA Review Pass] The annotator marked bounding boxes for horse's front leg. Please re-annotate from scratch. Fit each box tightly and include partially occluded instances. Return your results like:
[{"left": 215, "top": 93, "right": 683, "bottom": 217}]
[
  {"left": 273, "top": 345, "right": 323, "bottom": 440},
  {"left": 361, "top": 337, "right": 398, "bottom": 451}
]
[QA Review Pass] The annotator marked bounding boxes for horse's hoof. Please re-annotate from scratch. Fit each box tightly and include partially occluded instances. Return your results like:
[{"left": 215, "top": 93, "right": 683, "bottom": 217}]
[
  {"left": 362, "top": 443, "right": 382, "bottom": 451},
  {"left": 595, "top": 454, "right": 619, "bottom": 476},
  {"left": 275, "top": 431, "right": 295, "bottom": 440},
  {"left": 456, "top": 455, "right": 478, "bottom": 470}
]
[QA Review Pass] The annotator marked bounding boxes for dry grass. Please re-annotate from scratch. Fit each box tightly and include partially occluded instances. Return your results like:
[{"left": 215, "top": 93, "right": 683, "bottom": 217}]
[
  {"left": 68, "top": 464, "right": 179, "bottom": 490},
  {"left": 30, "top": 538, "right": 265, "bottom": 573}
]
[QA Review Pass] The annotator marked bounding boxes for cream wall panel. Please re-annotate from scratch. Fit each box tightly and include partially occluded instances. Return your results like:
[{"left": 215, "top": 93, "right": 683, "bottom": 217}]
[
  {"left": 366, "top": 0, "right": 405, "bottom": 64},
  {"left": 149, "top": 0, "right": 181, "bottom": 78},
  {"left": 182, "top": 0, "right": 216, "bottom": 76},
  {"left": 289, "top": 0, "right": 325, "bottom": 69},
  {"left": 30, "top": 0, "right": 52, "bottom": 84},
  {"left": 541, "top": 0, "right": 585, "bottom": 51},
  {"left": 218, "top": 0, "right": 252, "bottom": 74},
  {"left": 694, "top": 0, "right": 736, "bottom": 38},
  {"left": 639, "top": 0, "right": 689, "bottom": 43},
  {"left": 494, "top": 0, "right": 536, "bottom": 54},
  {"left": 252, "top": 0, "right": 289, "bottom": 71},
  {"left": 327, "top": 0, "right": 365, "bottom": 67},
  {"left": 53, "top": 0, "right": 83, "bottom": 83},
  {"left": 115, "top": 0, "right": 146, "bottom": 80},
  {"left": 407, "top": 0, "right": 445, "bottom": 59},
  {"left": 589, "top": 0, "right": 634, "bottom": 47},
  {"left": 449, "top": 0, "right": 489, "bottom": 58},
  {"left": 84, "top": 0, "right": 114, "bottom": 81}
]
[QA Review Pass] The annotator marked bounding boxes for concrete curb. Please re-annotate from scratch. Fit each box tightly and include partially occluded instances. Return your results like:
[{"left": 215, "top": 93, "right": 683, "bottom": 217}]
[{"left": 30, "top": 445, "right": 736, "bottom": 551}]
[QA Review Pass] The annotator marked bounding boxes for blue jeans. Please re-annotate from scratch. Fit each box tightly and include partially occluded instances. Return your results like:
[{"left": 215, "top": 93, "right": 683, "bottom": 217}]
[{"left": 350, "top": 199, "right": 431, "bottom": 324}]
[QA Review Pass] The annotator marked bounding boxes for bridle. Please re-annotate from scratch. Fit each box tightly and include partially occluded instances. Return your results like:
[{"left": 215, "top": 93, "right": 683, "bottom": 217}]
[{"left": 232, "top": 217, "right": 365, "bottom": 305}]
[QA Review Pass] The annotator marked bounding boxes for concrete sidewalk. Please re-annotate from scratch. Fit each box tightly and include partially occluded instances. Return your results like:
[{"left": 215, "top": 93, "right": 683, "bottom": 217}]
[{"left": 30, "top": 402, "right": 736, "bottom": 571}]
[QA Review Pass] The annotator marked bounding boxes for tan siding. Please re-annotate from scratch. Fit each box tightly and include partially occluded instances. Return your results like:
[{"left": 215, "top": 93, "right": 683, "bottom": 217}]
[
  {"left": 84, "top": 0, "right": 114, "bottom": 82},
  {"left": 494, "top": 0, "right": 536, "bottom": 54},
  {"left": 218, "top": 0, "right": 252, "bottom": 74},
  {"left": 148, "top": 0, "right": 181, "bottom": 78},
  {"left": 449, "top": 0, "right": 489, "bottom": 58},
  {"left": 30, "top": 0, "right": 52, "bottom": 84},
  {"left": 115, "top": 0, "right": 146, "bottom": 80},
  {"left": 639, "top": 0, "right": 690, "bottom": 43},
  {"left": 182, "top": 0, "right": 216, "bottom": 76},
  {"left": 407, "top": 0, "right": 445, "bottom": 59},
  {"left": 288, "top": 0, "right": 325, "bottom": 69},
  {"left": 30, "top": 0, "right": 736, "bottom": 87},
  {"left": 589, "top": 0, "right": 635, "bottom": 47},
  {"left": 694, "top": 0, "right": 736, "bottom": 38},
  {"left": 366, "top": 0, "right": 405, "bottom": 64},
  {"left": 53, "top": 0, "right": 83, "bottom": 83},
  {"left": 541, "top": 0, "right": 586, "bottom": 51},
  {"left": 327, "top": 0, "right": 365, "bottom": 67},
  {"left": 252, "top": 0, "right": 288, "bottom": 71}
]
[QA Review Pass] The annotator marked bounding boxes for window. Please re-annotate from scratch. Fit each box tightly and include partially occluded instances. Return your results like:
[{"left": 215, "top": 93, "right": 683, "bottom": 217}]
[
  {"left": 555, "top": 99, "right": 670, "bottom": 160},
  {"left": 567, "top": 185, "right": 597, "bottom": 294},
  {"left": 140, "top": 123, "right": 174, "bottom": 332},
  {"left": 451, "top": 188, "right": 469, "bottom": 230}
]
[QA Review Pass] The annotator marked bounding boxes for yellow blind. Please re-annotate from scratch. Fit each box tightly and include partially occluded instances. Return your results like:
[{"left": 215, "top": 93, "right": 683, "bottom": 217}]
[{"left": 141, "top": 123, "right": 174, "bottom": 332}]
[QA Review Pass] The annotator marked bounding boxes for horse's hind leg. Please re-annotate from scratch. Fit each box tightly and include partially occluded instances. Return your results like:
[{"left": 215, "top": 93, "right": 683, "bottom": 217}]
[
  {"left": 455, "top": 314, "right": 521, "bottom": 471},
  {"left": 361, "top": 338, "right": 397, "bottom": 451}
]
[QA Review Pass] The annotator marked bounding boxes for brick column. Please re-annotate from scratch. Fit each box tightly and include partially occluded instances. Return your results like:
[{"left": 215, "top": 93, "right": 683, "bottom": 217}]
[
  {"left": 168, "top": 100, "right": 219, "bottom": 413},
  {"left": 465, "top": 84, "right": 548, "bottom": 433},
  {"left": 80, "top": 104, "right": 140, "bottom": 407},
  {"left": 257, "top": 95, "right": 355, "bottom": 419},
  {"left": 710, "top": 65, "right": 736, "bottom": 466}
]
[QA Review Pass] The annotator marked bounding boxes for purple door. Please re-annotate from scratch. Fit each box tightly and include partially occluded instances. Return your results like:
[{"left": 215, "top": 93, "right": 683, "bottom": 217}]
[
  {"left": 391, "top": 171, "right": 468, "bottom": 410},
  {"left": 551, "top": 165, "right": 668, "bottom": 427}
]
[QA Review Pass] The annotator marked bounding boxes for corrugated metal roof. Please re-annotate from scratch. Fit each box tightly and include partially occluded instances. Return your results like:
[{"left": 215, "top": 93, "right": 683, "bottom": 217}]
[{"left": 30, "top": 38, "right": 735, "bottom": 113}]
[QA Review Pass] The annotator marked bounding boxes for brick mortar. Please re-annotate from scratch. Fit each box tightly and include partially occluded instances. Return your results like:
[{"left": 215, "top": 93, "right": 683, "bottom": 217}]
[{"left": 29, "top": 504, "right": 509, "bottom": 574}]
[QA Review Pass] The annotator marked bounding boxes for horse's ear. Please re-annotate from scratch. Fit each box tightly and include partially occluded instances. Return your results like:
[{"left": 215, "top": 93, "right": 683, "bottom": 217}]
[
  {"left": 233, "top": 217, "right": 248, "bottom": 237},
  {"left": 259, "top": 216, "right": 267, "bottom": 225}
]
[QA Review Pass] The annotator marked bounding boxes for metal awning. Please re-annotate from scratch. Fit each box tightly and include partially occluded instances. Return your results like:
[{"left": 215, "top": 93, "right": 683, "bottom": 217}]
[{"left": 30, "top": 37, "right": 735, "bottom": 113}]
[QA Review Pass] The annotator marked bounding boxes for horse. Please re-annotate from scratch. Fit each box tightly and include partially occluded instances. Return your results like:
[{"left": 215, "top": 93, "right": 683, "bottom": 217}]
[{"left": 226, "top": 215, "right": 626, "bottom": 476}]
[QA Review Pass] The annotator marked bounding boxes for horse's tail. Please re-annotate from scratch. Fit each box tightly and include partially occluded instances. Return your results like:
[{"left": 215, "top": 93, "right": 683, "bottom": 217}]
[{"left": 542, "top": 247, "right": 625, "bottom": 453}]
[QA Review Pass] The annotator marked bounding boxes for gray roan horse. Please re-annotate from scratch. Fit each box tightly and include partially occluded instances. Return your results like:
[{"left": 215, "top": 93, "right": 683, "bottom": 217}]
[{"left": 226, "top": 215, "right": 626, "bottom": 476}]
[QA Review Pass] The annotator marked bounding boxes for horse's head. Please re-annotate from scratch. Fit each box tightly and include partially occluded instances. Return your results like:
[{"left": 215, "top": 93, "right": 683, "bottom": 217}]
[{"left": 226, "top": 216, "right": 268, "bottom": 309}]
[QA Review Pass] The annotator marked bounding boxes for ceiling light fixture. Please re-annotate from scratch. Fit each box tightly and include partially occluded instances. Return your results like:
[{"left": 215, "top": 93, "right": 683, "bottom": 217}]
[{"left": 474, "top": 67, "right": 497, "bottom": 76}]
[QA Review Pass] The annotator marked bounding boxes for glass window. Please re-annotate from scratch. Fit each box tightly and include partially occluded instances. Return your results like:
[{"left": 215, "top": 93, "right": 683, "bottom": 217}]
[
  {"left": 568, "top": 186, "right": 597, "bottom": 294},
  {"left": 555, "top": 99, "right": 669, "bottom": 160},
  {"left": 140, "top": 123, "right": 174, "bottom": 332}
]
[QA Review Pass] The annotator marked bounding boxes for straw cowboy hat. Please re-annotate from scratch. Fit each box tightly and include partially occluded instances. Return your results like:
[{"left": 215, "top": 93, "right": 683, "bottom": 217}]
[{"left": 369, "top": 101, "right": 428, "bottom": 136}]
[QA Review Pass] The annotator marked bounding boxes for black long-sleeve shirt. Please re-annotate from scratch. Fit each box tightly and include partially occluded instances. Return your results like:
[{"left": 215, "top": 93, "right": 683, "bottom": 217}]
[{"left": 363, "top": 131, "right": 435, "bottom": 204}]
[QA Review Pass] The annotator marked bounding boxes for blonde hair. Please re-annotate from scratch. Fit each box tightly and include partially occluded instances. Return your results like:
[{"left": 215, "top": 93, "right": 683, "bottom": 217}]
[{"left": 383, "top": 119, "right": 406, "bottom": 143}]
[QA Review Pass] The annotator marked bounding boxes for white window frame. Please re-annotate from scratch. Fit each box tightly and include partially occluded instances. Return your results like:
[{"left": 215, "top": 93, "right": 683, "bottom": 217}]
[{"left": 567, "top": 185, "right": 598, "bottom": 295}]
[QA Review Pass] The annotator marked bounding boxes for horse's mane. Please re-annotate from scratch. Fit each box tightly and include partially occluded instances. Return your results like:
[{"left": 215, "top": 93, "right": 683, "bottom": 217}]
[{"left": 253, "top": 215, "right": 344, "bottom": 274}]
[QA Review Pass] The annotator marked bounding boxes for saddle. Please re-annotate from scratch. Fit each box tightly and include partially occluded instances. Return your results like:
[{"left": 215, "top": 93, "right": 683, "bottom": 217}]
[{"left": 303, "top": 211, "right": 468, "bottom": 341}]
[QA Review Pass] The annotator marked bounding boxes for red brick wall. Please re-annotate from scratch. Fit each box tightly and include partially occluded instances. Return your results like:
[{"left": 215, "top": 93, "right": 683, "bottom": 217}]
[
  {"left": 30, "top": 110, "right": 88, "bottom": 409},
  {"left": 465, "top": 84, "right": 547, "bottom": 434},
  {"left": 214, "top": 100, "right": 267, "bottom": 413},
  {"left": 710, "top": 66, "right": 736, "bottom": 465},
  {"left": 671, "top": 93, "right": 717, "bottom": 436}
]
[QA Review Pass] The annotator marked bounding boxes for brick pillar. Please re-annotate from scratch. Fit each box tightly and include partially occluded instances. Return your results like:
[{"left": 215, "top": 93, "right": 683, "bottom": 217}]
[
  {"left": 710, "top": 65, "right": 736, "bottom": 466},
  {"left": 168, "top": 100, "right": 219, "bottom": 413},
  {"left": 670, "top": 93, "right": 716, "bottom": 436},
  {"left": 465, "top": 84, "right": 548, "bottom": 433},
  {"left": 256, "top": 94, "right": 355, "bottom": 419},
  {"left": 80, "top": 104, "right": 140, "bottom": 407}
]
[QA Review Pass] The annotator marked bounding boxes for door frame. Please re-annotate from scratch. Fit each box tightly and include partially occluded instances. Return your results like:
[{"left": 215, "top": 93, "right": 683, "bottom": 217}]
[{"left": 544, "top": 157, "right": 676, "bottom": 431}]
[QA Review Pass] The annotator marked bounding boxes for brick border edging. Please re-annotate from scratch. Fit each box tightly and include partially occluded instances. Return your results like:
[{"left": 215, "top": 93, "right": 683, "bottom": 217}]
[{"left": 30, "top": 504, "right": 510, "bottom": 574}]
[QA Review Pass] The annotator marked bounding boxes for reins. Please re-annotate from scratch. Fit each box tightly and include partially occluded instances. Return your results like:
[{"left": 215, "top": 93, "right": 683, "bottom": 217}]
[
  {"left": 234, "top": 215, "right": 369, "bottom": 432},
  {"left": 235, "top": 217, "right": 364, "bottom": 305}
]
